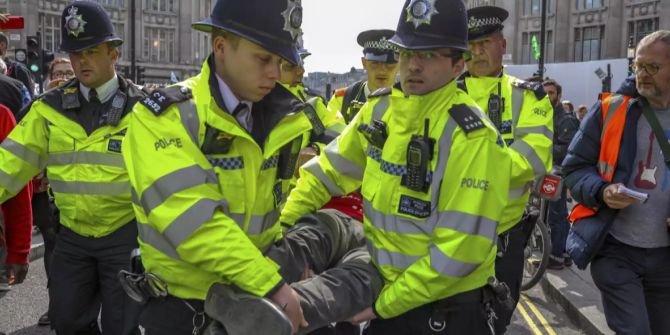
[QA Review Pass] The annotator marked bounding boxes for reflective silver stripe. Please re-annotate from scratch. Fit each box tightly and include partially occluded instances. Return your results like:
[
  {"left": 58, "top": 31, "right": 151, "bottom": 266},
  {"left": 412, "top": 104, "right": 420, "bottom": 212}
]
[
  {"left": 131, "top": 188, "right": 140, "bottom": 206},
  {"left": 511, "top": 86, "right": 524, "bottom": 130},
  {"left": 601, "top": 95, "right": 626, "bottom": 141},
  {"left": 1, "top": 138, "right": 45, "bottom": 169},
  {"left": 47, "top": 152, "right": 125, "bottom": 168},
  {"left": 327, "top": 123, "right": 346, "bottom": 134},
  {"left": 435, "top": 211, "right": 498, "bottom": 241},
  {"left": 178, "top": 100, "right": 200, "bottom": 145},
  {"left": 368, "top": 242, "right": 421, "bottom": 269},
  {"left": 515, "top": 126, "right": 553, "bottom": 141},
  {"left": 0, "top": 170, "right": 25, "bottom": 194},
  {"left": 511, "top": 139, "right": 546, "bottom": 180},
  {"left": 324, "top": 141, "right": 364, "bottom": 181},
  {"left": 430, "top": 119, "right": 459, "bottom": 205},
  {"left": 363, "top": 199, "right": 430, "bottom": 235},
  {"left": 304, "top": 159, "right": 344, "bottom": 196},
  {"left": 598, "top": 161, "right": 615, "bottom": 178},
  {"left": 372, "top": 96, "right": 390, "bottom": 120},
  {"left": 364, "top": 199, "right": 497, "bottom": 239},
  {"left": 229, "top": 213, "right": 246, "bottom": 229},
  {"left": 138, "top": 223, "right": 181, "bottom": 259},
  {"left": 509, "top": 181, "right": 533, "bottom": 199},
  {"left": 49, "top": 180, "right": 130, "bottom": 195},
  {"left": 247, "top": 208, "right": 280, "bottom": 235},
  {"left": 429, "top": 244, "right": 479, "bottom": 277},
  {"left": 139, "top": 165, "right": 218, "bottom": 215},
  {"left": 323, "top": 129, "right": 341, "bottom": 141},
  {"left": 163, "top": 199, "right": 220, "bottom": 248}
]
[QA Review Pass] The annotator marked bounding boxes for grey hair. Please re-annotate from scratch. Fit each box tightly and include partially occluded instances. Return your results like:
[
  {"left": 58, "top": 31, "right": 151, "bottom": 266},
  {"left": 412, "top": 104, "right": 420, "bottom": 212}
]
[
  {"left": 638, "top": 30, "right": 670, "bottom": 57},
  {"left": 0, "top": 58, "right": 6, "bottom": 75}
]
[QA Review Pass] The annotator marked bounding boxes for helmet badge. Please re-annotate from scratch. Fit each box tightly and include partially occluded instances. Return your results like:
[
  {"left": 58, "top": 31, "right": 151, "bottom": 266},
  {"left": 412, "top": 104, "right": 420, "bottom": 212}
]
[
  {"left": 406, "top": 0, "right": 439, "bottom": 29},
  {"left": 64, "top": 6, "right": 87, "bottom": 37},
  {"left": 281, "top": 0, "right": 303, "bottom": 41}
]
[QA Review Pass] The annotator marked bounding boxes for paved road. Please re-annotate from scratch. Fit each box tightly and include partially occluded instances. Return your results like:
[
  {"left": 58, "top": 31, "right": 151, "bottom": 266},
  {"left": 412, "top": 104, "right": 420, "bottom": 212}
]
[{"left": 1, "top": 255, "right": 586, "bottom": 334}]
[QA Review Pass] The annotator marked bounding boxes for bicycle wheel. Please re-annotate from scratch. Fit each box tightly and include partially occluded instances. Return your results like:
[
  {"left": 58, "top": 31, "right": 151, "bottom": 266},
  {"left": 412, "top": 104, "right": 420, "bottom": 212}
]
[{"left": 520, "top": 219, "right": 552, "bottom": 291}]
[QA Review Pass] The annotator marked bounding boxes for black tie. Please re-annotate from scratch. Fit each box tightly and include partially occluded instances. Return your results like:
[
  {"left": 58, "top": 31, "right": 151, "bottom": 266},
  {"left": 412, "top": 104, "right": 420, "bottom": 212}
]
[{"left": 89, "top": 88, "right": 100, "bottom": 104}]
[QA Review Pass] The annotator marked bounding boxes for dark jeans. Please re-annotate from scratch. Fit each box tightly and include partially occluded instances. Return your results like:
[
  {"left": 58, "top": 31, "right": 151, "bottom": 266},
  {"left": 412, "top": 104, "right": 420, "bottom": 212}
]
[
  {"left": 591, "top": 235, "right": 670, "bottom": 335},
  {"left": 547, "top": 187, "right": 569, "bottom": 260},
  {"left": 49, "top": 222, "right": 141, "bottom": 335},
  {"left": 141, "top": 295, "right": 212, "bottom": 335},
  {"left": 32, "top": 192, "right": 57, "bottom": 276},
  {"left": 493, "top": 219, "right": 534, "bottom": 334},
  {"left": 363, "top": 287, "right": 492, "bottom": 335}
]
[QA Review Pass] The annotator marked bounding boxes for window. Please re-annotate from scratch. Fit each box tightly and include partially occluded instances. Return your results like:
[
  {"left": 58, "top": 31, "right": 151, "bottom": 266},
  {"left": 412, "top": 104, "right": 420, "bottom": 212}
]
[
  {"left": 145, "top": 0, "right": 175, "bottom": 12},
  {"left": 574, "top": 26, "right": 603, "bottom": 61},
  {"left": 523, "top": 0, "right": 554, "bottom": 16},
  {"left": 628, "top": 18, "right": 659, "bottom": 45},
  {"left": 521, "top": 31, "right": 554, "bottom": 64},
  {"left": 144, "top": 27, "right": 175, "bottom": 62},
  {"left": 114, "top": 23, "right": 125, "bottom": 61},
  {"left": 575, "top": 0, "right": 602, "bottom": 10},
  {"left": 40, "top": 14, "right": 61, "bottom": 53},
  {"left": 95, "top": 0, "right": 125, "bottom": 7}
]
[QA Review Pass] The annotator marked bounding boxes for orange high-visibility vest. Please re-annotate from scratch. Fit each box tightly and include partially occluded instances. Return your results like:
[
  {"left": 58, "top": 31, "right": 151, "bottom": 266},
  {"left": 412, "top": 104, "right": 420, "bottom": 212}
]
[{"left": 568, "top": 93, "right": 631, "bottom": 222}]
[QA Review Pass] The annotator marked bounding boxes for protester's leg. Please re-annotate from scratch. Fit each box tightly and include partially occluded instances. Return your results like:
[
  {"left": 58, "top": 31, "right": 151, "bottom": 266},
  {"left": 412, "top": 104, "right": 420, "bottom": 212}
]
[
  {"left": 49, "top": 226, "right": 101, "bottom": 334},
  {"left": 266, "top": 209, "right": 365, "bottom": 283},
  {"left": 293, "top": 247, "right": 383, "bottom": 333},
  {"left": 547, "top": 187, "right": 568, "bottom": 266},
  {"left": 493, "top": 224, "right": 526, "bottom": 334},
  {"left": 591, "top": 236, "right": 650, "bottom": 335},
  {"left": 642, "top": 246, "right": 670, "bottom": 335},
  {"left": 97, "top": 222, "right": 142, "bottom": 335},
  {"left": 0, "top": 215, "right": 7, "bottom": 291}
]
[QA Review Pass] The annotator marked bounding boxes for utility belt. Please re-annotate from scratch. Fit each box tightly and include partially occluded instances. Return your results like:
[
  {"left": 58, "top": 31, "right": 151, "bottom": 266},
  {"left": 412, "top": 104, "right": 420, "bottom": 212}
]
[
  {"left": 428, "top": 277, "right": 513, "bottom": 334},
  {"left": 118, "top": 248, "right": 211, "bottom": 334}
]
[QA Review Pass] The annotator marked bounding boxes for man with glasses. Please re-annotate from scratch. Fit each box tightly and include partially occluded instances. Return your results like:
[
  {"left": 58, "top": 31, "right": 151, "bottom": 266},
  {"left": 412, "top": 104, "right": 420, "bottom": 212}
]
[
  {"left": 327, "top": 29, "right": 398, "bottom": 125},
  {"left": 456, "top": 6, "right": 553, "bottom": 333},
  {"left": 282, "top": 0, "right": 511, "bottom": 333},
  {"left": 563, "top": 30, "right": 670, "bottom": 334}
]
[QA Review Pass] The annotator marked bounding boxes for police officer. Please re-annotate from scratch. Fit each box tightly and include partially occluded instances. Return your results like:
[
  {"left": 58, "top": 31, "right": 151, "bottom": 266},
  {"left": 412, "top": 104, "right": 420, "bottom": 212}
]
[
  {"left": 0, "top": 2, "right": 144, "bottom": 334},
  {"left": 458, "top": 6, "right": 554, "bottom": 333},
  {"left": 122, "top": 0, "right": 382, "bottom": 334},
  {"left": 281, "top": 0, "right": 512, "bottom": 333},
  {"left": 327, "top": 29, "right": 398, "bottom": 125}
]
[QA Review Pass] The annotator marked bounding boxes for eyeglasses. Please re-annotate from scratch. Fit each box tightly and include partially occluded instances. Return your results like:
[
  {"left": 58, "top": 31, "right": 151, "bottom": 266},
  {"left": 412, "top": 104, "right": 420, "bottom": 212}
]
[
  {"left": 398, "top": 50, "right": 457, "bottom": 61},
  {"left": 365, "top": 60, "right": 397, "bottom": 70},
  {"left": 52, "top": 70, "right": 75, "bottom": 79},
  {"left": 631, "top": 62, "right": 661, "bottom": 76}
]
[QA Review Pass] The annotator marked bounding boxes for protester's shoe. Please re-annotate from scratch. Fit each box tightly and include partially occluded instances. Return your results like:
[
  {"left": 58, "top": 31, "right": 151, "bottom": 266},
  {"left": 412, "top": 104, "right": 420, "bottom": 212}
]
[
  {"left": 564, "top": 255, "right": 573, "bottom": 267},
  {"left": 205, "top": 284, "right": 292, "bottom": 335},
  {"left": 547, "top": 257, "right": 565, "bottom": 270},
  {"left": 38, "top": 312, "right": 50, "bottom": 326}
]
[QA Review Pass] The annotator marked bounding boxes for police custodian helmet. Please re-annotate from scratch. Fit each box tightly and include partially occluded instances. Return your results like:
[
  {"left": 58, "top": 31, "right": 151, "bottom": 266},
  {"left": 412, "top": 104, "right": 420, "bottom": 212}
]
[
  {"left": 192, "top": 0, "right": 303, "bottom": 66},
  {"left": 390, "top": 0, "right": 469, "bottom": 51},
  {"left": 60, "top": 1, "right": 123, "bottom": 53}
]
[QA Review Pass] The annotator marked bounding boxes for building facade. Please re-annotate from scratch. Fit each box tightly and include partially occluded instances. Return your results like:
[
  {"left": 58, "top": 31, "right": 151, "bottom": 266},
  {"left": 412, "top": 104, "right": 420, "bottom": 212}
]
[
  {"left": 466, "top": 0, "right": 669, "bottom": 65},
  {"left": 0, "top": 0, "right": 214, "bottom": 83}
]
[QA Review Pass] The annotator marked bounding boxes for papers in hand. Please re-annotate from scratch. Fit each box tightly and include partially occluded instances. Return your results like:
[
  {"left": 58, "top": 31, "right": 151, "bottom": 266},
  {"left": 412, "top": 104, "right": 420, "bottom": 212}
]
[{"left": 617, "top": 185, "right": 649, "bottom": 203}]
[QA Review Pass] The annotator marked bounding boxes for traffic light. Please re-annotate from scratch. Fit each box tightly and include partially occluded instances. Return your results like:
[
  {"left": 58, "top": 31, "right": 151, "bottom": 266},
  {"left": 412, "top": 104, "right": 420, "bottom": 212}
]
[
  {"left": 41, "top": 50, "right": 54, "bottom": 77},
  {"left": 26, "top": 35, "right": 41, "bottom": 75},
  {"left": 14, "top": 48, "right": 27, "bottom": 65},
  {"left": 136, "top": 66, "right": 146, "bottom": 84}
]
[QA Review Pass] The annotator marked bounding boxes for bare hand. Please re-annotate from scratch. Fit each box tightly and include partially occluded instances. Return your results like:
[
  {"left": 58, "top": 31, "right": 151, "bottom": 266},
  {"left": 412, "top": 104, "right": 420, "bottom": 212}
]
[
  {"left": 603, "top": 183, "right": 639, "bottom": 209},
  {"left": 347, "top": 307, "right": 376, "bottom": 325},
  {"left": 6, "top": 263, "right": 28, "bottom": 285},
  {"left": 270, "top": 284, "right": 308, "bottom": 334}
]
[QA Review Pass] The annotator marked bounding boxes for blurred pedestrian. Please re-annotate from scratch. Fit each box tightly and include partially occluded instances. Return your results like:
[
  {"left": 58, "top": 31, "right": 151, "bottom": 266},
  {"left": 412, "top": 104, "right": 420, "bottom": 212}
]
[{"left": 577, "top": 104, "right": 588, "bottom": 121}]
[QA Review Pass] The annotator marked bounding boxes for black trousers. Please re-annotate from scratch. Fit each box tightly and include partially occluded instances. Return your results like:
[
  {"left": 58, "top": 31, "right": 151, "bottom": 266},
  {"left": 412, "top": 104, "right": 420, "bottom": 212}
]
[
  {"left": 493, "top": 219, "right": 534, "bottom": 334},
  {"left": 49, "top": 222, "right": 141, "bottom": 335},
  {"left": 363, "top": 287, "right": 492, "bottom": 335},
  {"left": 141, "top": 295, "right": 212, "bottom": 335},
  {"left": 591, "top": 235, "right": 670, "bottom": 335},
  {"left": 32, "top": 191, "right": 57, "bottom": 276}
]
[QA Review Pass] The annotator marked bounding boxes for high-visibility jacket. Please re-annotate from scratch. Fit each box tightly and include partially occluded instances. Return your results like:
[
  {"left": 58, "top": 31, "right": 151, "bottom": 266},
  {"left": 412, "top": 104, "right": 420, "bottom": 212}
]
[
  {"left": 123, "top": 57, "right": 317, "bottom": 300},
  {"left": 281, "top": 80, "right": 511, "bottom": 319},
  {"left": 281, "top": 83, "right": 346, "bottom": 147},
  {"left": 327, "top": 81, "right": 368, "bottom": 124},
  {"left": 0, "top": 77, "right": 144, "bottom": 237},
  {"left": 458, "top": 70, "right": 553, "bottom": 233},
  {"left": 569, "top": 93, "right": 630, "bottom": 222}
]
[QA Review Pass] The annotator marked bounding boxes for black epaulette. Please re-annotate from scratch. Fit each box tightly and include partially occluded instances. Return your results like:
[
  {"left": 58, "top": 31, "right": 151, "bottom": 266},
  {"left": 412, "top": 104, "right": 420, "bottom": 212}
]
[
  {"left": 368, "top": 87, "right": 392, "bottom": 98},
  {"left": 512, "top": 80, "right": 547, "bottom": 100},
  {"left": 448, "top": 104, "right": 486, "bottom": 134},
  {"left": 140, "top": 85, "right": 193, "bottom": 116}
]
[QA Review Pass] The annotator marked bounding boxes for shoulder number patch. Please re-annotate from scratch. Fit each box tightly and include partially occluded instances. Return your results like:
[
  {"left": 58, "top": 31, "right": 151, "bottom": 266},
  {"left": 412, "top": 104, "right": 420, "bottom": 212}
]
[
  {"left": 448, "top": 104, "right": 486, "bottom": 134},
  {"left": 140, "top": 86, "right": 193, "bottom": 116}
]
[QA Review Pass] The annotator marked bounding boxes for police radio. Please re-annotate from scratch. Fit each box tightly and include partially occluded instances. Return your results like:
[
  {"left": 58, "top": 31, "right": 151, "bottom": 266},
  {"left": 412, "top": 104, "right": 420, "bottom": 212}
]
[
  {"left": 277, "top": 137, "right": 303, "bottom": 180},
  {"left": 487, "top": 83, "right": 503, "bottom": 131},
  {"left": 402, "top": 119, "right": 434, "bottom": 193},
  {"left": 357, "top": 119, "right": 388, "bottom": 148}
]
